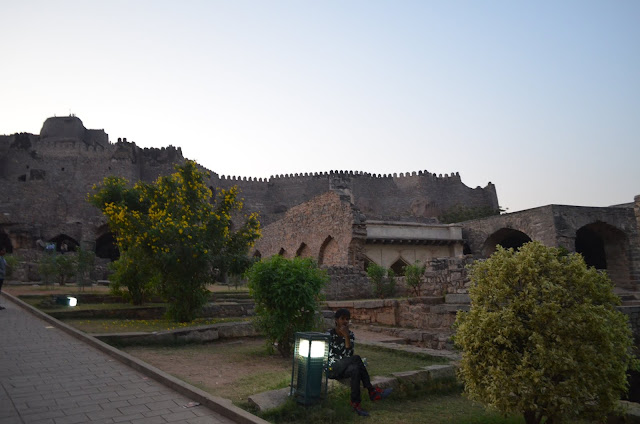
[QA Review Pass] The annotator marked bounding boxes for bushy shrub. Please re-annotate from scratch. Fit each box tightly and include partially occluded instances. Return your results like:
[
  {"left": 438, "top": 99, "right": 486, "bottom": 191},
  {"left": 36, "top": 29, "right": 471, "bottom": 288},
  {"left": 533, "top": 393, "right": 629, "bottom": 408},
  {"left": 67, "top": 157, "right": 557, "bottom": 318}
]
[
  {"left": 246, "top": 255, "right": 328, "bottom": 357},
  {"left": 366, "top": 262, "right": 396, "bottom": 298},
  {"left": 404, "top": 262, "right": 426, "bottom": 296},
  {"left": 454, "top": 242, "right": 637, "bottom": 424}
]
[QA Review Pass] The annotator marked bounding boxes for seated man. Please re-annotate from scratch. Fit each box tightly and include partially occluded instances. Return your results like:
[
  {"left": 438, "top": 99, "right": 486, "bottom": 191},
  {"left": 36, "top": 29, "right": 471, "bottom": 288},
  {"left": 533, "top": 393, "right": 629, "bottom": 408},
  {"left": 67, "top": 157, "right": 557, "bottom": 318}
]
[{"left": 327, "top": 308, "right": 392, "bottom": 416}]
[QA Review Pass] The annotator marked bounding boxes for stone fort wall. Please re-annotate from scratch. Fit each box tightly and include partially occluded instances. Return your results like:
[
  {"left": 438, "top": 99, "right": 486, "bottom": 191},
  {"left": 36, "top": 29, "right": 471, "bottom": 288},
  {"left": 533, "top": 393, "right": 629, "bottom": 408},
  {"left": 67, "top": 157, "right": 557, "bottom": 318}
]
[{"left": 0, "top": 116, "right": 499, "bottom": 254}]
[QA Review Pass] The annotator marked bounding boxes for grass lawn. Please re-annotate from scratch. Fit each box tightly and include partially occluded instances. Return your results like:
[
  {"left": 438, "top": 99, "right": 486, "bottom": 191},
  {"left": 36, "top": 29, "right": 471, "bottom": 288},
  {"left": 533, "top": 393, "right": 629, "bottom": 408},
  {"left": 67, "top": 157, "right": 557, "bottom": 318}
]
[{"left": 62, "top": 316, "right": 251, "bottom": 333}]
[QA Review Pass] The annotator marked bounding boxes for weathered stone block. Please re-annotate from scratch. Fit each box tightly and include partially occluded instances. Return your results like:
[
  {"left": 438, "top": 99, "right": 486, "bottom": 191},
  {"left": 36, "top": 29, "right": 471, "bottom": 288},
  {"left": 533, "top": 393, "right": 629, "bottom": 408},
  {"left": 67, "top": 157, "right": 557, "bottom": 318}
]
[
  {"left": 375, "top": 312, "right": 396, "bottom": 326},
  {"left": 445, "top": 293, "right": 470, "bottom": 304}
]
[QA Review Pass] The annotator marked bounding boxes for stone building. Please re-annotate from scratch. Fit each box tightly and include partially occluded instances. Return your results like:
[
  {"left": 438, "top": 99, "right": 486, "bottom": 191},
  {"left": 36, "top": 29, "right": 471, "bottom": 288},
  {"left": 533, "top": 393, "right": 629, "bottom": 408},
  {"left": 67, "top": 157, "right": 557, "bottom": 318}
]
[{"left": 1, "top": 116, "right": 638, "bottom": 297}]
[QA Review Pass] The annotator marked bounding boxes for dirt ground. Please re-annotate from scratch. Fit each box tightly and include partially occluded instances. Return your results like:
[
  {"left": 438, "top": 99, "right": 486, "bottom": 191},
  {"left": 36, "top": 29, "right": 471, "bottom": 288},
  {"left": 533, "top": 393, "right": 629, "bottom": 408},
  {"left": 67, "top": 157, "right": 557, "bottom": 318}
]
[{"left": 123, "top": 338, "right": 291, "bottom": 388}]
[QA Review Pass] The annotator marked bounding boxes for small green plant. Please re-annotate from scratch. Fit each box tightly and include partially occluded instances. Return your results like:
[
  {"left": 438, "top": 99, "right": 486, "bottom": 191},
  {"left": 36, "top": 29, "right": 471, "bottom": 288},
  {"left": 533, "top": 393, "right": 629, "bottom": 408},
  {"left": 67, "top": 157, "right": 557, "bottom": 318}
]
[
  {"left": 404, "top": 262, "right": 426, "bottom": 296},
  {"left": 439, "top": 205, "right": 502, "bottom": 223},
  {"left": 366, "top": 263, "right": 396, "bottom": 298},
  {"left": 54, "top": 254, "right": 76, "bottom": 286},
  {"left": 75, "top": 247, "right": 95, "bottom": 290},
  {"left": 246, "top": 255, "right": 328, "bottom": 357},
  {"left": 38, "top": 252, "right": 58, "bottom": 285}
]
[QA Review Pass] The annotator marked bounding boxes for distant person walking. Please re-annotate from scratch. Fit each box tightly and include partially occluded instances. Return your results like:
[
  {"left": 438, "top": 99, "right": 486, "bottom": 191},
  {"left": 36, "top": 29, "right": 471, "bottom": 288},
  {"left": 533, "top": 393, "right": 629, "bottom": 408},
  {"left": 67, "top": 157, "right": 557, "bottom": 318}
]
[{"left": 0, "top": 248, "right": 7, "bottom": 310}]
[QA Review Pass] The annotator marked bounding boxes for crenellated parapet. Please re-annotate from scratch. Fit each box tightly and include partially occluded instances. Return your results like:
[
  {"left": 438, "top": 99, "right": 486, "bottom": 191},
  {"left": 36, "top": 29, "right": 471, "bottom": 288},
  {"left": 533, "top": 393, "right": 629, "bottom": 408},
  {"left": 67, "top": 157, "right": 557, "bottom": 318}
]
[
  {"left": 217, "top": 169, "right": 465, "bottom": 182},
  {"left": 212, "top": 168, "right": 498, "bottom": 226}
]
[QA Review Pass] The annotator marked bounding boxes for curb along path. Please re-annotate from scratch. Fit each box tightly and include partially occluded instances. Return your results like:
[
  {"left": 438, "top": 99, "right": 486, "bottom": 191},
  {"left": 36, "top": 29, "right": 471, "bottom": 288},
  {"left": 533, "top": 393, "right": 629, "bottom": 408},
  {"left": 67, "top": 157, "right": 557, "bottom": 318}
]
[{"left": 0, "top": 292, "right": 269, "bottom": 424}]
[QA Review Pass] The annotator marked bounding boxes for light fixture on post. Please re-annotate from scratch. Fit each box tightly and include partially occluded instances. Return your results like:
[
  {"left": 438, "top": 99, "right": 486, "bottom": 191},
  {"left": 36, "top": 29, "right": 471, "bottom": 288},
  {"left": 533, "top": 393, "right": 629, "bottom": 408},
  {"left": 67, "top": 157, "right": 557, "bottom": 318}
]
[
  {"left": 54, "top": 296, "right": 78, "bottom": 306},
  {"left": 290, "top": 332, "right": 329, "bottom": 406}
]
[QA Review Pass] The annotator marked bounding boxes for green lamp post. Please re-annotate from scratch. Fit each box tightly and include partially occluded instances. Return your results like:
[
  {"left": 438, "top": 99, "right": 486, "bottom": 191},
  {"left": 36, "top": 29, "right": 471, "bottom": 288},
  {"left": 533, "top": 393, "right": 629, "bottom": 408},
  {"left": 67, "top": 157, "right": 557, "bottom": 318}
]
[{"left": 290, "top": 332, "right": 329, "bottom": 405}]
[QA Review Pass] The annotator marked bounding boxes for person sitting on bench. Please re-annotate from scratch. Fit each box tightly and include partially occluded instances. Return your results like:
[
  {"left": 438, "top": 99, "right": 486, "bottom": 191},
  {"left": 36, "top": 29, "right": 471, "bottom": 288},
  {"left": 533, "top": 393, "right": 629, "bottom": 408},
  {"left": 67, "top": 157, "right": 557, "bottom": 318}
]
[{"left": 327, "top": 308, "right": 392, "bottom": 416}]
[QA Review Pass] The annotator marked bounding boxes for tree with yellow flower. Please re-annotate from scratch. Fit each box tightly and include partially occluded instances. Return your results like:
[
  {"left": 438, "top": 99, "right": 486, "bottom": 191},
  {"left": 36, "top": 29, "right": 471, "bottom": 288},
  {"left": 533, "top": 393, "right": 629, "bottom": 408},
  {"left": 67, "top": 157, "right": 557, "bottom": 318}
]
[{"left": 89, "top": 161, "right": 261, "bottom": 321}]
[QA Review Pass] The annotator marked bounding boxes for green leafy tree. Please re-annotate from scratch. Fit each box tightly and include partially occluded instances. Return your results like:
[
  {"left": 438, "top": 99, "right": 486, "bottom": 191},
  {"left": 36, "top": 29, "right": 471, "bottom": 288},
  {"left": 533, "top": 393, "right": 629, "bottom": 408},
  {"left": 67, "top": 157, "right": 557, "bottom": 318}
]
[
  {"left": 404, "top": 262, "right": 426, "bottom": 296},
  {"left": 246, "top": 255, "right": 328, "bottom": 357},
  {"left": 89, "top": 161, "right": 260, "bottom": 321},
  {"left": 454, "top": 242, "right": 636, "bottom": 424},
  {"left": 366, "top": 263, "right": 396, "bottom": 298}
]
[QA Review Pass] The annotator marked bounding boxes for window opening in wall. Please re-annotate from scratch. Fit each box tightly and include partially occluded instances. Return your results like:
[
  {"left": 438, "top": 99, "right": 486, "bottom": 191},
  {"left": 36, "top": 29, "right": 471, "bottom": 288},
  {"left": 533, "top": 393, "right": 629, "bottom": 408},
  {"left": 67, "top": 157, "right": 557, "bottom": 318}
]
[
  {"left": 278, "top": 248, "right": 286, "bottom": 256},
  {"left": 390, "top": 257, "right": 409, "bottom": 276},
  {"left": 253, "top": 250, "right": 262, "bottom": 259}
]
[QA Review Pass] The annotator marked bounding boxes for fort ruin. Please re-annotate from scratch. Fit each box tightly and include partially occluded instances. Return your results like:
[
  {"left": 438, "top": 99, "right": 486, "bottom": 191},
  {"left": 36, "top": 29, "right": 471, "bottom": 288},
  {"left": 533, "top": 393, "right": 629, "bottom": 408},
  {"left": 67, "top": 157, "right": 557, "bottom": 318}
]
[{"left": 1, "top": 116, "right": 638, "bottom": 301}]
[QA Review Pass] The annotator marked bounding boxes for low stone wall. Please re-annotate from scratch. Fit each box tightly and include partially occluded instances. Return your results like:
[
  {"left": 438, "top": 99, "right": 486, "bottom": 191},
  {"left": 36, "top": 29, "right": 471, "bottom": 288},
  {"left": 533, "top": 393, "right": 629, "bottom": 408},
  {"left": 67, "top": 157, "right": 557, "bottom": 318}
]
[
  {"left": 323, "top": 266, "right": 372, "bottom": 300},
  {"left": 325, "top": 297, "right": 459, "bottom": 330},
  {"left": 95, "top": 321, "right": 258, "bottom": 346},
  {"left": 323, "top": 257, "right": 473, "bottom": 301}
]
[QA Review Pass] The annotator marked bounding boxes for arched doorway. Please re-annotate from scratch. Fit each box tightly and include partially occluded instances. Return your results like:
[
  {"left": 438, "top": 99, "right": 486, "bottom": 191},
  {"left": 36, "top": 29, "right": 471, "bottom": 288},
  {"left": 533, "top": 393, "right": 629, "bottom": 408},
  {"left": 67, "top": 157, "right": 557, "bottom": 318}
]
[
  {"left": 575, "top": 222, "right": 630, "bottom": 289},
  {"left": 482, "top": 228, "right": 533, "bottom": 257},
  {"left": 318, "top": 236, "right": 339, "bottom": 266},
  {"left": 0, "top": 231, "right": 13, "bottom": 253},
  {"left": 95, "top": 232, "right": 119, "bottom": 261}
]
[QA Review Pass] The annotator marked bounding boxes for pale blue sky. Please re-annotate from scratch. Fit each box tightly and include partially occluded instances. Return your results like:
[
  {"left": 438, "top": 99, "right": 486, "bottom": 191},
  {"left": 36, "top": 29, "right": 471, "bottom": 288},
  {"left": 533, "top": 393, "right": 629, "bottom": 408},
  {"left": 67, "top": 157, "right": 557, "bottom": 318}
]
[{"left": 1, "top": 1, "right": 638, "bottom": 212}]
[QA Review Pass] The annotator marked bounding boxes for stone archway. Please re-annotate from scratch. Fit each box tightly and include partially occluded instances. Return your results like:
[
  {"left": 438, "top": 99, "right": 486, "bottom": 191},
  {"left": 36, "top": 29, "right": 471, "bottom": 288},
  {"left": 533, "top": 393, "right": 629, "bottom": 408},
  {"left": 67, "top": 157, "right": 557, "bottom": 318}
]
[
  {"left": 0, "top": 231, "right": 13, "bottom": 253},
  {"left": 575, "top": 222, "right": 631, "bottom": 289},
  {"left": 482, "top": 228, "right": 533, "bottom": 257},
  {"left": 49, "top": 234, "right": 79, "bottom": 253},
  {"left": 318, "top": 236, "right": 339, "bottom": 266},
  {"left": 95, "top": 232, "right": 119, "bottom": 261}
]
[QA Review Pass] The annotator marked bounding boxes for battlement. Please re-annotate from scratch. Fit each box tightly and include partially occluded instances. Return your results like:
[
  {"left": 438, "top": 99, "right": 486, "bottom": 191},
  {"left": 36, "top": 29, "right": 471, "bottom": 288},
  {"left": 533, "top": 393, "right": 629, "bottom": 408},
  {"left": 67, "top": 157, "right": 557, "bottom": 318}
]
[{"left": 217, "top": 170, "right": 467, "bottom": 183}]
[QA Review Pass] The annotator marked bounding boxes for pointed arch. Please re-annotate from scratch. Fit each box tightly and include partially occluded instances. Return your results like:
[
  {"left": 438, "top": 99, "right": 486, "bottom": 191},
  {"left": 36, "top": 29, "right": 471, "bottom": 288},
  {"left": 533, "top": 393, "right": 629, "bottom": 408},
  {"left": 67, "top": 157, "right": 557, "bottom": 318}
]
[
  {"left": 296, "top": 242, "right": 311, "bottom": 258},
  {"left": 390, "top": 257, "right": 410, "bottom": 276},
  {"left": 278, "top": 248, "right": 287, "bottom": 257},
  {"left": 318, "top": 236, "right": 339, "bottom": 266}
]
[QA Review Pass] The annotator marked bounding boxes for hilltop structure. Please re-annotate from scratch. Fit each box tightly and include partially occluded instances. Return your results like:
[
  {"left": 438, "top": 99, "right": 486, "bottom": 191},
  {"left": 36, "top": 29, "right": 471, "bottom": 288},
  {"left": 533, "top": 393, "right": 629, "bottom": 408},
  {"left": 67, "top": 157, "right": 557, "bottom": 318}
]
[{"left": 0, "top": 116, "right": 638, "bottom": 297}]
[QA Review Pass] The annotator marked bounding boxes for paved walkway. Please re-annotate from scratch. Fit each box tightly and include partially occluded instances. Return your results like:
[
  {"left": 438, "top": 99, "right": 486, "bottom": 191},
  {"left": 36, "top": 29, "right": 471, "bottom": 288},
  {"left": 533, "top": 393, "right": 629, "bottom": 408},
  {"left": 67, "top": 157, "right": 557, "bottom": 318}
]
[{"left": 0, "top": 293, "right": 268, "bottom": 424}]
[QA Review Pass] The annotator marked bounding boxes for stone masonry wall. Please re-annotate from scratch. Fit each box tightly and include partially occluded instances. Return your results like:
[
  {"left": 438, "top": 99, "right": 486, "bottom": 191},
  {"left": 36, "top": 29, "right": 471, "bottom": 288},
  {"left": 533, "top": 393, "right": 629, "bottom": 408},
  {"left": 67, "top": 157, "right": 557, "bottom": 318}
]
[
  {"left": 323, "top": 256, "right": 472, "bottom": 301},
  {"left": 252, "top": 192, "right": 366, "bottom": 266},
  {"left": 213, "top": 170, "right": 499, "bottom": 226}
]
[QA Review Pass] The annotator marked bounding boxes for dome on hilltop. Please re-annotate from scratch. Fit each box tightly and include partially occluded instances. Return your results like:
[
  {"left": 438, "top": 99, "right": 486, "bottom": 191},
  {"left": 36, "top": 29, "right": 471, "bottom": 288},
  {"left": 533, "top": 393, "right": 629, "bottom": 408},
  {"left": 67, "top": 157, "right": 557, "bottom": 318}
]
[{"left": 40, "top": 116, "right": 86, "bottom": 141}]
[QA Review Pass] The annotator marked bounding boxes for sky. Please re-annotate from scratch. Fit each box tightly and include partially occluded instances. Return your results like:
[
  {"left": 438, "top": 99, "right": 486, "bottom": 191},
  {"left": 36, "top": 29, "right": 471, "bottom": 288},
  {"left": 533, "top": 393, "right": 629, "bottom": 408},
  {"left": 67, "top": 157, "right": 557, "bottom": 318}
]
[{"left": 1, "top": 1, "right": 639, "bottom": 213}]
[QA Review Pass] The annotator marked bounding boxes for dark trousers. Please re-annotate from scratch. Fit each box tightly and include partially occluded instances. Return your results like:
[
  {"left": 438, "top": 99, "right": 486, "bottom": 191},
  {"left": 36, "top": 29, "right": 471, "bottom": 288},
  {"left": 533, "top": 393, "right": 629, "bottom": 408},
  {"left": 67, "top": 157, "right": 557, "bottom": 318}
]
[{"left": 328, "top": 355, "right": 372, "bottom": 403}]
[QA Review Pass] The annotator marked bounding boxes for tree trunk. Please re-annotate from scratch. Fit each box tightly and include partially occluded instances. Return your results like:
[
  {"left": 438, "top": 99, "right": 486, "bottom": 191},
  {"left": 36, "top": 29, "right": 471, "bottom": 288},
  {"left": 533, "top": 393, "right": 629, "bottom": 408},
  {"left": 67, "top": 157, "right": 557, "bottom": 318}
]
[{"left": 523, "top": 411, "right": 542, "bottom": 424}]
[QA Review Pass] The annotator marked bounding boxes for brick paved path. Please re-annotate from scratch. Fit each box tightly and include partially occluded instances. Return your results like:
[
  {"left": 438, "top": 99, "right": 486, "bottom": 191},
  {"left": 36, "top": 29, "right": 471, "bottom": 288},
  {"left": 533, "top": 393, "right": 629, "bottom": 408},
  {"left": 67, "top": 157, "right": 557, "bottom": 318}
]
[{"left": 0, "top": 297, "right": 239, "bottom": 424}]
